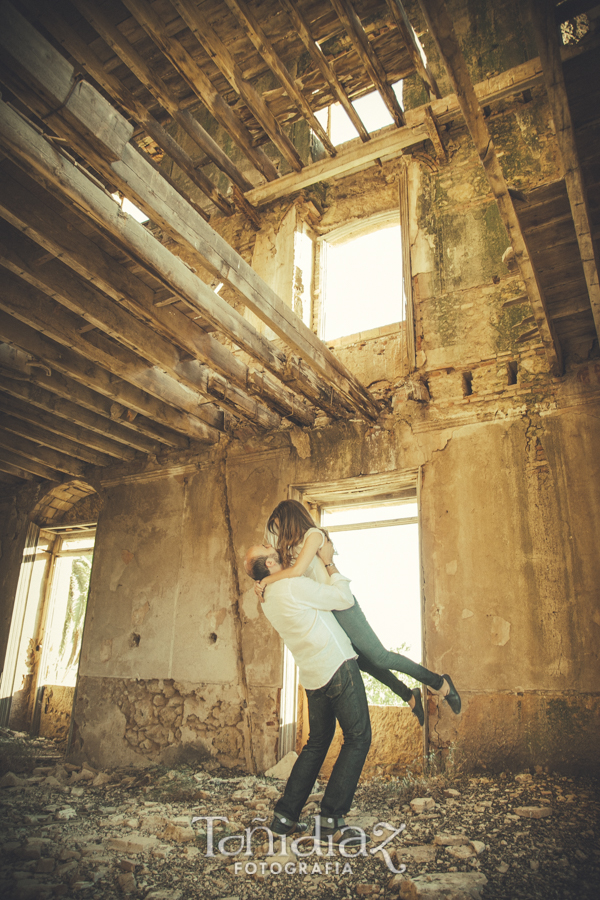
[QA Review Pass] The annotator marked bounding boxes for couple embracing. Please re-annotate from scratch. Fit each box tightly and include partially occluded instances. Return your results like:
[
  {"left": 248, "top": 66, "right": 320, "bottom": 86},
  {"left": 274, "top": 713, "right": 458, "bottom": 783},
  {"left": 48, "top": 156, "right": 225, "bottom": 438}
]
[{"left": 244, "top": 499, "right": 460, "bottom": 847}]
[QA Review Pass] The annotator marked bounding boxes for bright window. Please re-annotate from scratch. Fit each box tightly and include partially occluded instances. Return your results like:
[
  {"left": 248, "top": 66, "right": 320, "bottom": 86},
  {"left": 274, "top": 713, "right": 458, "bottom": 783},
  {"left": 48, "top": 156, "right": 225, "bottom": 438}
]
[
  {"left": 315, "top": 83, "right": 404, "bottom": 146},
  {"left": 321, "top": 502, "right": 421, "bottom": 706},
  {"left": 322, "top": 224, "right": 403, "bottom": 340}
]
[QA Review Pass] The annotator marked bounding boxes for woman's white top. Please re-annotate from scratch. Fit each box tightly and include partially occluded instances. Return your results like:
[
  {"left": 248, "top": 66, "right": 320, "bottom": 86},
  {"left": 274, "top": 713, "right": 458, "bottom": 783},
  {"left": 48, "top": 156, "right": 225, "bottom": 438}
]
[{"left": 264, "top": 525, "right": 331, "bottom": 584}]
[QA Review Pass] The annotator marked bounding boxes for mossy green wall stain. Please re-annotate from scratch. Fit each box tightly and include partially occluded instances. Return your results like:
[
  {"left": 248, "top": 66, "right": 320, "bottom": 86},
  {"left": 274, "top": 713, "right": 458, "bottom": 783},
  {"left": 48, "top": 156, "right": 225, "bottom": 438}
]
[
  {"left": 493, "top": 302, "right": 532, "bottom": 354},
  {"left": 459, "top": 0, "right": 536, "bottom": 82}
]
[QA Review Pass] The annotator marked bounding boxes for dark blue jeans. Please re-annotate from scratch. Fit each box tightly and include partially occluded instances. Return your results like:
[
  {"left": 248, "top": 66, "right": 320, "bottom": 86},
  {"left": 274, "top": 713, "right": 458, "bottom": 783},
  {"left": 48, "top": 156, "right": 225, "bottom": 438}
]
[
  {"left": 274, "top": 658, "right": 371, "bottom": 823},
  {"left": 334, "top": 598, "right": 444, "bottom": 691}
]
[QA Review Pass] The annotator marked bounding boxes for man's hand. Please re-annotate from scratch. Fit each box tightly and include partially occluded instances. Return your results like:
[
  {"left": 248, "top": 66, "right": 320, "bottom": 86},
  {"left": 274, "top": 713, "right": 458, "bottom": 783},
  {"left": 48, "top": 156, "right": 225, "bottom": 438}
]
[{"left": 318, "top": 539, "right": 335, "bottom": 567}]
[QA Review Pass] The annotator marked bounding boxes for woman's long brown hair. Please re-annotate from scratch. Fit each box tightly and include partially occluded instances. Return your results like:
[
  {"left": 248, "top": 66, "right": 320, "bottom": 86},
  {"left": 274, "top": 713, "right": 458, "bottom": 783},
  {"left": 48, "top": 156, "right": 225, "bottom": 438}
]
[{"left": 266, "top": 499, "right": 329, "bottom": 569}]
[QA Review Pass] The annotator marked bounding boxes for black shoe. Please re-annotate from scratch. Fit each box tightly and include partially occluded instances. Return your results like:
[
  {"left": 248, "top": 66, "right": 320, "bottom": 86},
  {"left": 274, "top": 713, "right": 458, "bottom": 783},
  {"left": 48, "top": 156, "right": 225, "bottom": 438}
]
[
  {"left": 442, "top": 674, "right": 461, "bottom": 714},
  {"left": 410, "top": 688, "right": 424, "bottom": 726},
  {"left": 269, "top": 813, "right": 308, "bottom": 836},
  {"left": 314, "top": 816, "right": 369, "bottom": 848}
]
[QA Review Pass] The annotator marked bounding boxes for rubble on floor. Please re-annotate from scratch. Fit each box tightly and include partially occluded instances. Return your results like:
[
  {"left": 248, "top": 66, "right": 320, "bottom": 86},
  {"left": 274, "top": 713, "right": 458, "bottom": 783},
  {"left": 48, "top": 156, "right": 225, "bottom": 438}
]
[{"left": 1, "top": 728, "right": 599, "bottom": 900}]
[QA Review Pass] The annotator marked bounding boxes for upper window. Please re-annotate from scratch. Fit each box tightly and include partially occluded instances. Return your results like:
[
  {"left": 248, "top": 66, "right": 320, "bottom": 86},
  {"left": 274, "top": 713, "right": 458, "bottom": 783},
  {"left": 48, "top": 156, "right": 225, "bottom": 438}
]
[
  {"left": 315, "top": 83, "right": 404, "bottom": 146},
  {"left": 321, "top": 221, "right": 404, "bottom": 341}
]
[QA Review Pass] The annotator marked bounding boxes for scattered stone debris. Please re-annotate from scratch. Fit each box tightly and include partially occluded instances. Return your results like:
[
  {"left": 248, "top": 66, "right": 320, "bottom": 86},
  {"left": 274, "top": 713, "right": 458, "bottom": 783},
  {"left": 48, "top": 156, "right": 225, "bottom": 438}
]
[{"left": 1, "top": 727, "right": 599, "bottom": 899}]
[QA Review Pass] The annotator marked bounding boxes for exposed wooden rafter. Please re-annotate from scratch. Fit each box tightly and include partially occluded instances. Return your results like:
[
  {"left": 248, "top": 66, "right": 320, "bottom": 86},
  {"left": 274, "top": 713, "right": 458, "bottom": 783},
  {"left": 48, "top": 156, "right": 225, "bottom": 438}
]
[
  {"left": 0, "top": 314, "right": 214, "bottom": 450},
  {"left": 0, "top": 362, "right": 171, "bottom": 454},
  {"left": 277, "top": 0, "right": 371, "bottom": 143},
  {"left": 0, "top": 5, "right": 378, "bottom": 422},
  {"left": 169, "top": 0, "right": 303, "bottom": 174},
  {"left": 386, "top": 0, "right": 441, "bottom": 99},
  {"left": 529, "top": 0, "right": 600, "bottom": 343},
  {"left": 0, "top": 173, "right": 316, "bottom": 427},
  {"left": 120, "top": 0, "right": 280, "bottom": 182},
  {"left": 222, "top": 0, "right": 338, "bottom": 154},
  {"left": 68, "top": 0, "right": 254, "bottom": 194},
  {"left": 0, "top": 225, "right": 286, "bottom": 433},
  {"left": 329, "top": 0, "right": 405, "bottom": 127},
  {"left": 0, "top": 393, "right": 136, "bottom": 463},
  {"left": 417, "top": 0, "right": 563, "bottom": 375},
  {"left": 245, "top": 55, "right": 545, "bottom": 205},
  {"left": 16, "top": 0, "right": 233, "bottom": 217}
]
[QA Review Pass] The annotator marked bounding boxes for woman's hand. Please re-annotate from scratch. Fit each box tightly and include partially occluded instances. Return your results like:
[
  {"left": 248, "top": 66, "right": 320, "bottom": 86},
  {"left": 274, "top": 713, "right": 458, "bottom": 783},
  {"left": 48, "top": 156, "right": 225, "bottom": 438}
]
[
  {"left": 254, "top": 574, "right": 275, "bottom": 602},
  {"left": 317, "top": 539, "right": 335, "bottom": 567}
]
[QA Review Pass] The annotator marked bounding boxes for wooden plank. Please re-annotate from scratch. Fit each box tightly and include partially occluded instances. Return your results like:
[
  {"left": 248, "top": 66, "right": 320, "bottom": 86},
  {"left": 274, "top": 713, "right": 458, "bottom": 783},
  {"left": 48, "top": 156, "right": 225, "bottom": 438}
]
[
  {"left": 0, "top": 365, "right": 176, "bottom": 453},
  {"left": 0, "top": 393, "right": 132, "bottom": 463},
  {"left": 423, "top": 105, "right": 447, "bottom": 162},
  {"left": 0, "top": 446, "right": 60, "bottom": 482},
  {"left": 529, "top": 0, "right": 600, "bottom": 342},
  {"left": 13, "top": 0, "right": 230, "bottom": 216},
  {"left": 0, "top": 224, "right": 282, "bottom": 431},
  {"left": 0, "top": 429, "right": 90, "bottom": 478},
  {"left": 0, "top": 17, "right": 377, "bottom": 419},
  {"left": 417, "top": 0, "right": 562, "bottom": 375},
  {"left": 0, "top": 409, "right": 113, "bottom": 468},
  {"left": 0, "top": 114, "right": 366, "bottom": 421},
  {"left": 222, "top": 0, "right": 337, "bottom": 155},
  {"left": 69, "top": 0, "right": 254, "bottom": 194},
  {"left": 170, "top": 0, "right": 304, "bottom": 173},
  {"left": 329, "top": 0, "right": 405, "bottom": 127},
  {"left": 0, "top": 269, "right": 225, "bottom": 437},
  {"left": 120, "top": 0, "right": 280, "bottom": 182},
  {"left": 0, "top": 310, "right": 217, "bottom": 443},
  {"left": 0, "top": 176, "right": 313, "bottom": 426},
  {"left": 0, "top": 0, "right": 132, "bottom": 162},
  {"left": 276, "top": 0, "right": 371, "bottom": 142},
  {"left": 386, "top": 0, "right": 441, "bottom": 99},
  {"left": 245, "top": 56, "right": 545, "bottom": 205}
]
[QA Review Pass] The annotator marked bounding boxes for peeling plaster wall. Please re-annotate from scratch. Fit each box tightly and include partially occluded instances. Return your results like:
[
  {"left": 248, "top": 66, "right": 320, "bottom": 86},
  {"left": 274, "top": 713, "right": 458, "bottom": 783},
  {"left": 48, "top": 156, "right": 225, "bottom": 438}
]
[{"left": 70, "top": 380, "right": 600, "bottom": 774}]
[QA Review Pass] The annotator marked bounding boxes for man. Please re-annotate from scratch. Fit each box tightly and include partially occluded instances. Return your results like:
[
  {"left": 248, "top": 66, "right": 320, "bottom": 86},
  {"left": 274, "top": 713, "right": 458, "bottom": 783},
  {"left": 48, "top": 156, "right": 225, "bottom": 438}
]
[{"left": 244, "top": 538, "right": 371, "bottom": 845}]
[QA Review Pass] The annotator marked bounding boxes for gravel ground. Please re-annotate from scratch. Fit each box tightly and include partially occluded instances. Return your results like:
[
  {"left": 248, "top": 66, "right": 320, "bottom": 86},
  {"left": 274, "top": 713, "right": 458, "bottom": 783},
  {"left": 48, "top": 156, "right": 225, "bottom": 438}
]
[{"left": 1, "top": 727, "right": 599, "bottom": 900}]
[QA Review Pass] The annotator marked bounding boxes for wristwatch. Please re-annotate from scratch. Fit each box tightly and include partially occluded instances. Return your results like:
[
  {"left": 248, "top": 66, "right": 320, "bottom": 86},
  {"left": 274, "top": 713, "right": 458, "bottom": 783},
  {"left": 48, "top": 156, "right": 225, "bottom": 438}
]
[{"left": 325, "top": 563, "right": 335, "bottom": 569}]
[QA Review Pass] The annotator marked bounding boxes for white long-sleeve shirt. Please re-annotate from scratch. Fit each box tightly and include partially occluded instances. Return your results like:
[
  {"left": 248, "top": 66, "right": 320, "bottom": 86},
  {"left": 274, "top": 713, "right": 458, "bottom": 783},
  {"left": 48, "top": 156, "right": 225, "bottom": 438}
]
[{"left": 262, "top": 573, "right": 356, "bottom": 690}]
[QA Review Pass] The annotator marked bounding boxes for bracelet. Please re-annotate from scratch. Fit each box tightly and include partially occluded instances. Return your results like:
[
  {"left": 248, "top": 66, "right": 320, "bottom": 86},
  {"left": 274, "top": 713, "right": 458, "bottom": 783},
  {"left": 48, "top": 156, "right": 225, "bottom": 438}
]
[{"left": 325, "top": 563, "right": 335, "bottom": 569}]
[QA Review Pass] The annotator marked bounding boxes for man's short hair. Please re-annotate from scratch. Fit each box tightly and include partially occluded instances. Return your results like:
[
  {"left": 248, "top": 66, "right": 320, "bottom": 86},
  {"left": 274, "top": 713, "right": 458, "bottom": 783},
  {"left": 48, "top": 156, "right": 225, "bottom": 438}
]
[{"left": 247, "top": 554, "right": 270, "bottom": 581}]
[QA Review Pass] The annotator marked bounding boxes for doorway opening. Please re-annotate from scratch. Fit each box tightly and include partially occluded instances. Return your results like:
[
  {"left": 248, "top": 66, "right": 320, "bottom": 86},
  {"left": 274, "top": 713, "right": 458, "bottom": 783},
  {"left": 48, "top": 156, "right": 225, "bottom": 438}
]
[
  {"left": 1, "top": 523, "right": 95, "bottom": 742},
  {"left": 277, "top": 470, "right": 423, "bottom": 759},
  {"left": 321, "top": 500, "right": 421, "bottom": 706}
]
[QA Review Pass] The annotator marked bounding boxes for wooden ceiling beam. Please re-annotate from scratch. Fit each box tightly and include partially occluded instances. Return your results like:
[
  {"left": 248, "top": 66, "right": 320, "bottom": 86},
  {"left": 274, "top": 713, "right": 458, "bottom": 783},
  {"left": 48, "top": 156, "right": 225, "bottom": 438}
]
[
  {"left": 245, "top": 55, "right": 544, "bottom": 205},
  {"left": 0, "top": 391, "right": 135, "bottom": 462},
  {"left": 0, "top": 225, "right": 283, "bottom": 432},
  {"left": 221, "top": 0, "right": 336, "bottom": 155},
  {"left": 0, "top": 177, "right": 314, "bottom": 427},
  {"left": 276, "top": 0, "right": 371, "bottom": 142},
  {"left": 68, "top": 0, "right": 254, "bottom": 194},
  {"left": 0, "top": 10, "right": 377, "bottom": 420},
  {"left": 0, "top": 428, "right": 90, "bottom": 478},
  {"left": 0, "top": 106, "right": 367, "bottom": 421},
  {"left": 529, "top": 0, "right": 600, "bottom": 343},
  {"left": 0, "top": 268, "right": 225, "bottom": 438},
  {"left": 386, "top": 0, "right": 441, "bottom": 99},
  {"left": 329, "top": 0, "right": 405, "bottom": 127},
  {"left": 0, "top": 446, "right": 60, "bottom": 482},
  {"left": 0, "top": 408, "right": 114, "bottom": 469},
  {"left": 170, "top": 0, "right": 303, "bottom": 173},
  {"left": 0, "top": 362, "right": 177, "bottom": 453},
  {"left": 15, "top": 0, "right": 230, "bottom": 217},
  {"left": 0, "top": 309, "right": 217, "bottom": 444},
  {"left": 120, "top": 0, "right": 280, "bottom": 182},
  {"left": 417, "top": 0, "right": 563, "bottom": 375}
]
